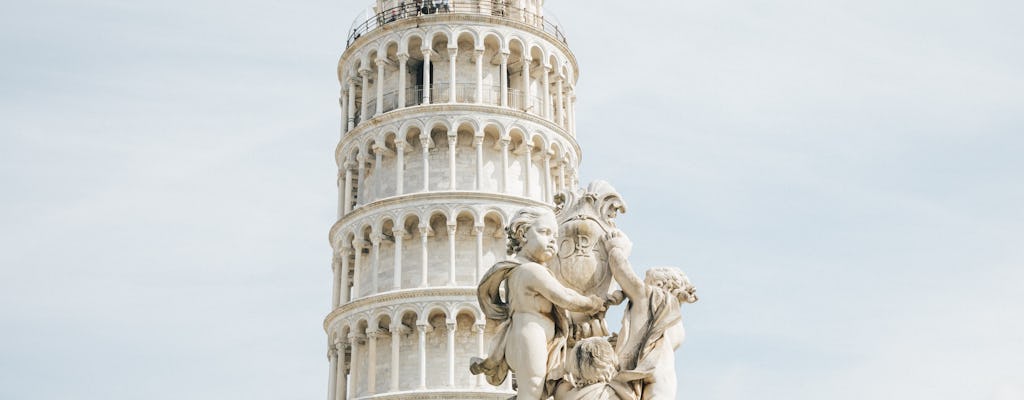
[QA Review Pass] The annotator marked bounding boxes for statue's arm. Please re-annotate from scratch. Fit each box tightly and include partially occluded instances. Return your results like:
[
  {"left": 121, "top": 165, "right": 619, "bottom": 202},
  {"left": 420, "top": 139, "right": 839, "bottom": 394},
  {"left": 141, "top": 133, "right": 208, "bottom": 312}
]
[
  {"left": 606, "top": 231, "right": 646, "bottom": 302},
  {"left": 523, "top": 264, "right": 602, "bottom": 313}
]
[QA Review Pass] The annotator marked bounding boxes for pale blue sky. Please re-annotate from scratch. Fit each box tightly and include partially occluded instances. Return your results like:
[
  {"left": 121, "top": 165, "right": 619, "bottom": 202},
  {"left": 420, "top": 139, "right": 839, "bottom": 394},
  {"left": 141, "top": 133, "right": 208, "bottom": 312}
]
[{"left": 1, "top": 0, "right": 1022, "bottom": 399}]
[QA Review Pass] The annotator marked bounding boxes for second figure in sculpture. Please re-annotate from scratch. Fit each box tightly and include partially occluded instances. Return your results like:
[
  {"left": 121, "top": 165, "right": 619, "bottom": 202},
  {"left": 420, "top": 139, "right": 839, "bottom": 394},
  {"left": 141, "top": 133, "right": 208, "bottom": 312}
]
[{"left": 472, "top": 207, "right": 606, "bottom": 400}]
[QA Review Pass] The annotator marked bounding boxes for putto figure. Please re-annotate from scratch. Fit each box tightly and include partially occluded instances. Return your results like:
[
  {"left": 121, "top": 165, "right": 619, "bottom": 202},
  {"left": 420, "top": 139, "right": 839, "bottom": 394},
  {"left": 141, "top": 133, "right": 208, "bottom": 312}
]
[
  {"left": 605, "top": 230, "right": 698, "bottom": 400},
  {"left": 471, "top": 207, "right": 605, "bottom": 400},
  {"left": 555, "top": 337, "right": 634, "bottom": 400}
]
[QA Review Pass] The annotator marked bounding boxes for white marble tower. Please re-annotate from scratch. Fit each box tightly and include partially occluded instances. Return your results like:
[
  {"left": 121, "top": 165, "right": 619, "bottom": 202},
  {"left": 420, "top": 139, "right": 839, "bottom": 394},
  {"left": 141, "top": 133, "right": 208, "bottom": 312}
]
[{"left": 325, "top": 1, "right": 580, "bottom": 398}]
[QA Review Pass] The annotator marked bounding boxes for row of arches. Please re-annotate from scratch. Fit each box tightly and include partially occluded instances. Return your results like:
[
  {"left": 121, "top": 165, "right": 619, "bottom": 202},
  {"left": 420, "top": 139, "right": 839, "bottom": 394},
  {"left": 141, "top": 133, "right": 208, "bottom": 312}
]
[
  {"left": 331, "top": 206, "right": 512, "bottom": 306},
  {"left": 326, "top": 302, "right": 510, "bottom": 398},
  {"left": 339, "top": 21, "right": 577, "bottom": 133},
  {"left": 336, "top": 120, "right": 580, "bottom": 218}
]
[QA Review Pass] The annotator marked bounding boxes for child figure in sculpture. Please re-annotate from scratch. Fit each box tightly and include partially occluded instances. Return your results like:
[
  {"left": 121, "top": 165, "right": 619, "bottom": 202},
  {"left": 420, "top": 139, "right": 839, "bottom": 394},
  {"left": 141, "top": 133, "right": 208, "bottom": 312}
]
[
  {"left": 604, "top": 230, "right": 698, "bottom": 400},
  {"left": 472, "top": 207, "right": 605, "bottom": 400},
  {"left": 554, "top": 337, "right": 634, "bottom": 400}
]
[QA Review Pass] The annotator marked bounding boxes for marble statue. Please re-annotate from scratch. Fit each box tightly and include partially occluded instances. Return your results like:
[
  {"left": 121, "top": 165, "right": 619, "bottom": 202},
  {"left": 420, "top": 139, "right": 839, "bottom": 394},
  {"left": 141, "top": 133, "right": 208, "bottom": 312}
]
[
  {"left": 551, "top": 181, "right": 628, "bottom": 343},
  {"left": 605, "top": 230, "right": 698, "bottom": 400},
  {"left": 554, "top": 337, "right": 634, "bottom": 400},
  {"left": 471, "top": 207, "right": 606, "bottom": 400},
  {"left": 471, "top": 184, "right": 698, "bottom": 400}
]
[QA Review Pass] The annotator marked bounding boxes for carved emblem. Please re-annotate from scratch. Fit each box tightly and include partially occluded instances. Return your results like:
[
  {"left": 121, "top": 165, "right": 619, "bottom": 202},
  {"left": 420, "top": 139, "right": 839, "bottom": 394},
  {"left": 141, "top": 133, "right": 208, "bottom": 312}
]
[{"left": 551, "top": 181, "right": 627, "bottom": 339}]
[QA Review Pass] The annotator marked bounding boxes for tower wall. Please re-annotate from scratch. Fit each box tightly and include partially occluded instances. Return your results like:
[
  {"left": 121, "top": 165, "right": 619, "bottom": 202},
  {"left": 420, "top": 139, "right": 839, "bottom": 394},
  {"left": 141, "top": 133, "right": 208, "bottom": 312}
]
[{"left": 325, "top": 2, "right": 580, "bottom": 399}]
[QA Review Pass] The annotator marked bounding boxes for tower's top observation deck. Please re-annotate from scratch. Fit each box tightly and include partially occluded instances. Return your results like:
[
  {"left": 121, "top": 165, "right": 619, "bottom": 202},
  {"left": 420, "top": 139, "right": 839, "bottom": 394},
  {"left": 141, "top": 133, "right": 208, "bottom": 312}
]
[{"left": 346, "top": 0, "right": 566, "bottom": 48}]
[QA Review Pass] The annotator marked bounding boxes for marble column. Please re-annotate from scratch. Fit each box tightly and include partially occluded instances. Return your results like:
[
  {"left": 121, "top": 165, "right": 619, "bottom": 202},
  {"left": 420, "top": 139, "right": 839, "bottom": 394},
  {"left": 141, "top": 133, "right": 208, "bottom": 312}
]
[
  {"left": 360, "top": 68, "right": 371, "bottom": 119},
  {"left": 392, "top": 227, "right": 405, "bottom": 290},
  {"left": 331, "top": 256, "right": 341, "bottom": 308},
  {"left": 339, "top": 90, "right": 347, "bottom": 136},
  {"left": 499, "top": 52, "right": 509, "bottom": 107},
  {"left": 557, "top": 159, "right": 566, "bottom": 195},
  {"left": 356, "top": 154, "right": 366, "bottom": 208},
  {"left": 447, "top": 134, "right": 457, "bottom": 190},
  {"left": 394, "top": 141, "right": 406, "bottom": 195},
  {"left": 375, "top": 57, "right": 385, "bottom": 116},
  {"left": 499, "top": 138, "right": 510, "bottom": 193},
  {"left": 342, "top": 162, "right": 354, "bottom": 214},
  {"left": 447, "top": 224, "right": 457, "bottom": 286},
  {"left": 327, "top": 348, "right": 338, "bottom": 400},
  {"left": 347, "top": 79, "right": 357, "bottom": 131},
  {"left": 389, "top": 323, "right": 402, "bottom": 392},
  {"left": 397, "top": 53, "right": 408, "bottom": 109},
  {"left": 541, "top": 65, "right": 551, "bottom": 118},
  {"left": 421, "top": 137, "right": 430, "bottom": 192},
  {"left": 448, "top": 47, "right": 458, "bottom": 103},
  {"left": 473, "top": 323, "right": 485, "bottom": 387},
  {"left": 421, "top": 49, "right": 432, "bottom": 105},
  {"left": 446, "top": 321, "right": 456, "bottom": 387},
  {"left": 339, "top": 248, "right": 351, "bottom": 304},
  {"left": 542, "top": 151, "right": 552, "bottom": 202},
  {"left": 370, "top": 234, "right": 381, "bottom": 295},
  {"left": 523, "top": 145, "right": 533, "bottom": 198},
  {"left": 555, "top": 76, "right": 565, "bottom": 127},
  {"left": 348, "top": 333, "right": 363, "bottom": 397},
  {"left": 366, "top": 329, "right": 378, "bottom": 395},
  {"left": 474, "top": 49, "right": 484, "bottom": 104},
  {"left": 351, "top": 240, "right": 364, "bottom": 299},
  {"left": 417, "top": 323, "right": 428, "bottom": 389},
  {"left": 473, "top": 136, "right": 483, "bottom": 191},
  {"left": 521, "top": 57, "right": 531, "bottom": 111},
  {"left": 473, "top": 225, "right": 483, "bottom": 284},
  {"left": 419, "top": 226, "right": 430, "bottom": 287},
  {"left": 336, "top": 171, "right": 344, "bottom": 219},
  {"left": 335, "top": 339, "right": 348, "bottom": 400}
]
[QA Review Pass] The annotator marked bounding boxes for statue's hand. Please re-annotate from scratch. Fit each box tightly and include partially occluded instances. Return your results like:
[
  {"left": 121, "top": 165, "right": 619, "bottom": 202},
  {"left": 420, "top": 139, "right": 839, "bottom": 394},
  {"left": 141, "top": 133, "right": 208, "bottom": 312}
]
[
  {"left": 605, "top": 229, "right": 633, "bottom": 259},
  {"left": 605, "top": 290, "right": 625, "bottom": 306},
  {"left": 586, "top": 295, "right": 606, "bottom": 313}
]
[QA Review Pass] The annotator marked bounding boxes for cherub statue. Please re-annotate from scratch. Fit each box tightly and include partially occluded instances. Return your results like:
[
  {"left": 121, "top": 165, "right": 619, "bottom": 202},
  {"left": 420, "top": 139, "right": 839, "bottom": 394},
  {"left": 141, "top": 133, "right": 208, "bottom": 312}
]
[
  {"left": 471, "top": 207, "right": 606, "bottom": 400},
  {"left": 604, "top": 230, "right": 698, "bottom": 400},
  {"left": 554, "top": 337, "right": 635, "bottom": 400}
]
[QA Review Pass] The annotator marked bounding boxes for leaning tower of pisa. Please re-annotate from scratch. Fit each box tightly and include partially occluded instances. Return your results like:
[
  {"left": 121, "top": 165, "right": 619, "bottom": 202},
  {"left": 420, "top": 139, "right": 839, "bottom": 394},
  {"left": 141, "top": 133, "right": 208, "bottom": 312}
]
[{"left": 324, "top": 1, "right": 580, "bottom": 399}]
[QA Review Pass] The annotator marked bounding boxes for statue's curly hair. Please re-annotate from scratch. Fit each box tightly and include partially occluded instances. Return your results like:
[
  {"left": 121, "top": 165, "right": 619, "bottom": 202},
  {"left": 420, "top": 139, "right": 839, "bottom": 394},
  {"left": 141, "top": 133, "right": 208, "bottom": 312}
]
[
  {"left": 645, "top": 267, "right": 698, "bottom": 304},
  {"left": 505, "top": 207, "right": 554, "bottom": 256},
  {"left": 566, "top": 337, "right": 618, "bottom": 388}
]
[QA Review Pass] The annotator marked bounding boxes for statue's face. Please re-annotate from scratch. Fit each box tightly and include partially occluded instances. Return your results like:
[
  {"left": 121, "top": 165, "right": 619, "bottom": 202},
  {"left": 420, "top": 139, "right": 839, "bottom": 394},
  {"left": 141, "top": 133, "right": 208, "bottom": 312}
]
[{"left": 522, "top": 212, "right": 558, "bottom": 263}]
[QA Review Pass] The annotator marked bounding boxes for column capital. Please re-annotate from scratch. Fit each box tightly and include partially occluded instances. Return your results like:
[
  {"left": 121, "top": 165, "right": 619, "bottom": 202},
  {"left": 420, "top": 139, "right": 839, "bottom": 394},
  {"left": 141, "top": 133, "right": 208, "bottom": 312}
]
[
  {"left": 472, "top": 135, "right": 484, "bottom": 146},
  {"left": 348, "top": 77, "right": 360, "bottom": 86},
  {"left": 366, "top": 329, "right": 384, "bottom": 339},
  {"left": 446, "top": 223, "right": 457, "bottom": 236},
  {"left": 358, "top": 68, "right": 372, "bottom": 77},
  {"left": 396, "top": 53, "right": 410, "bottom": 62},
  {"left": 338, "top": 246, "right": 353, "bottom": 256},
  {"left": 473, "top": 48, "right": 484, "bottom": 58},
  {"left": 369, "top": 233, "right": 382, "bottom": 246},
  {"left": 392, "top": 227, "right": 410, "bottom": 239},
  {"left": 421, "top": 48, "right": 434, "bottom": 59},
  {"left": 395, "top": 140, "right": 408, "bottom": 151},
  {"left": 471, "top": 322, "right": 486, "bottom": 333},
  {"left": 499, "top": 52, "right": 509, "bottom": 63},
  {"left": 472, "top": 224, "right": 484, "bottom": 235},
  {"left": 445, "top": 321, "right": 456, "bottom": 332},
  {"left": 416, "top": 322, "right": 432, "bottom": 333},
  {"left": 343, "top": 160, "right": 355, "bottom": 169},
  {"left": 390, "top": 322, "right": 411, "bottom": 335},
  {"left": 418, "top": 225, "right": 434, "bottom": 237},
  {"left": 446, "top": 46, "right": 458, "bottom": 57},
  {"left": 348, "top": 332, "right": 366, "bottom": 343},
  {"left": 351, "top": 239, "right": 369, "bottom": 249}
]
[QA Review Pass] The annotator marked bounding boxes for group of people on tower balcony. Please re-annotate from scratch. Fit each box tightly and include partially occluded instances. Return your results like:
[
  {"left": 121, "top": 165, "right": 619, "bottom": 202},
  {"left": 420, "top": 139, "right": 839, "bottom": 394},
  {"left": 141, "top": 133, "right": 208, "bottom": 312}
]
[{"left": 471, "top": 206, "right": 698, "bottom": 400}]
